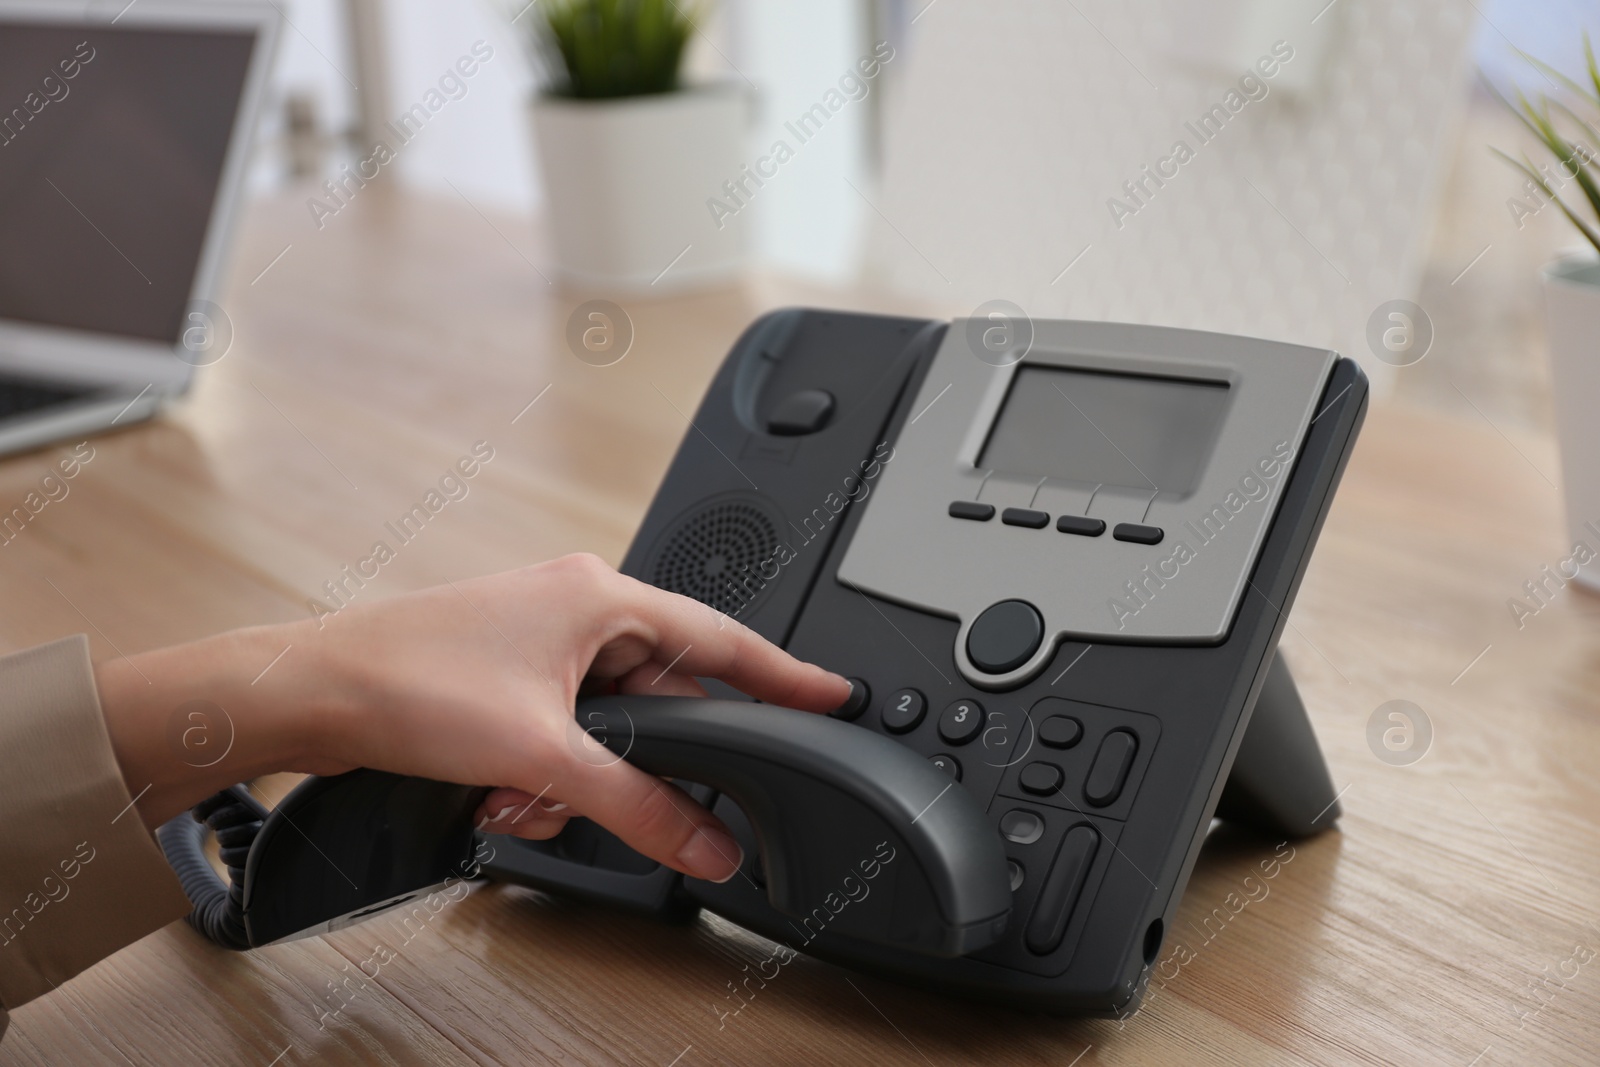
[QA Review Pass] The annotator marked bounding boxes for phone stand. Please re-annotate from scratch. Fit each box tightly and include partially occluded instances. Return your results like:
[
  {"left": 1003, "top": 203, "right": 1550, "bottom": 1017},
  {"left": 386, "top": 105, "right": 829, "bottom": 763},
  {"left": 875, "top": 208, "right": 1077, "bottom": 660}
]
[{"left": 1217, "top": 653, "right": 1343, "bottom": 839}]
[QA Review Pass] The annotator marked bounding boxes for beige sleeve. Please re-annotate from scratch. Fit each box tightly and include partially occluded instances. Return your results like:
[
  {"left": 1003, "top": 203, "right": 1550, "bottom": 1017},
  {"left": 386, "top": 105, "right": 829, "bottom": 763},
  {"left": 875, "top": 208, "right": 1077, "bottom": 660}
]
[{"left": 0, "top": 635, "right": 192, "bottom": 1038}]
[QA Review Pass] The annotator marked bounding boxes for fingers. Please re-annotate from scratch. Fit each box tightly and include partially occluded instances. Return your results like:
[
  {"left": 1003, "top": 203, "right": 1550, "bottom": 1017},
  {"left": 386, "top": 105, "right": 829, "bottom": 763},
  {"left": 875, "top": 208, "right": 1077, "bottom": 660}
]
[
  {"left": 615, "top": 661, "right": 708, "bottom": 698},
  {"left": 476, "top": 787, "right": 570, "bottom": 839},
  {"left": 554, "top": 735, "right": 744, "bottom": 882},
  {"left": 612, "top": 576, "right": 852, "bottom": 713},
  {"left": 476, "top": 769, "right": 742, "bottom": 887}
]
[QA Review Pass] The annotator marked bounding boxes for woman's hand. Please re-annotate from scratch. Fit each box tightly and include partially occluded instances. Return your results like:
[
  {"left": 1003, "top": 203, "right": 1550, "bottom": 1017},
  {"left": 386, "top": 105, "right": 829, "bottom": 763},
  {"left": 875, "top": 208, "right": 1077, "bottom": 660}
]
[{"left": 95, "top": 553, "right": 851, "bottom": 883}]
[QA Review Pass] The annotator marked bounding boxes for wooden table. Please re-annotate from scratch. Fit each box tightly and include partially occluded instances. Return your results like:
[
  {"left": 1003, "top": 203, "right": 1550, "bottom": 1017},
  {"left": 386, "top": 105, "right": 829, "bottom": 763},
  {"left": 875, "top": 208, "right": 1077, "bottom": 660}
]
[{"left": 2, "top": 187, "right": 1597, "bottom": 1066}]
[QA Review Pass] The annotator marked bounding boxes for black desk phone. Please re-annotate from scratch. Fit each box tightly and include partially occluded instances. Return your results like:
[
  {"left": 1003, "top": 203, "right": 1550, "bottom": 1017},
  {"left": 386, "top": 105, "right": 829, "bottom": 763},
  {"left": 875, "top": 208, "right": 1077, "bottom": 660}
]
[{"left": 159, "top": 310, "right": 1366, "bottom": 1016}]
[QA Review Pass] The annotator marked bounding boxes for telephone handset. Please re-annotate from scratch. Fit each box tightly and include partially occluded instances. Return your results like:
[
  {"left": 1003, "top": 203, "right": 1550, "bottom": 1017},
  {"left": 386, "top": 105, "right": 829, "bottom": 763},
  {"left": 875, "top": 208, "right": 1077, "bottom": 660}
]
[
  {"left": 160, "top": 309, "right": 1366, "bottom": 1017},
  {"left": 156, "top": 696, "right": 1009, "bottom": 954}
]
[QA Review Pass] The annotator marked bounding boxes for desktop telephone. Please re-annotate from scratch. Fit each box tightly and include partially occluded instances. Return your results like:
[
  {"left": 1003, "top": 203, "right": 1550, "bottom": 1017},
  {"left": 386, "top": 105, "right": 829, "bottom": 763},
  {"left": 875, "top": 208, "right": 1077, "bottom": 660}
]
[{"left": 159, "top": 309, "right": 1366, "bottom": 1016}]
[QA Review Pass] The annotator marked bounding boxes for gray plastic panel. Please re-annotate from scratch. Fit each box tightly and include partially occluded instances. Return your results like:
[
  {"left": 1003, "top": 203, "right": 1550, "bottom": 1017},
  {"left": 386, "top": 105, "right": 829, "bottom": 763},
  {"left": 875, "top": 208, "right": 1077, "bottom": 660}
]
[{"left": 837, "top": 320, "right": 1334, "bottom": 687}]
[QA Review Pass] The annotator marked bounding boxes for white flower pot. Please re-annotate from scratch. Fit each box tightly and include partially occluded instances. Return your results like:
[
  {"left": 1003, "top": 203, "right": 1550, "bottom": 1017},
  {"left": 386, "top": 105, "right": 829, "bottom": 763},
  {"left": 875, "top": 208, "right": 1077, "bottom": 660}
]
[
  {"left": 530, "top": 83, "right": 747, "bottom": 292},
  {"left": 1542, "top": 253, "right": 1600, "bottom": 590}
]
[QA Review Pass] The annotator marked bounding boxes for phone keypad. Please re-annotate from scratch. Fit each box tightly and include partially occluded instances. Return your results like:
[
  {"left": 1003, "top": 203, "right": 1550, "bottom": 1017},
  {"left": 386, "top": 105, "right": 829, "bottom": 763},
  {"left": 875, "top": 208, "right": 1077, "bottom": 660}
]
[{"left": 797, "top": 657, "right": 1156, "bottom": 979}]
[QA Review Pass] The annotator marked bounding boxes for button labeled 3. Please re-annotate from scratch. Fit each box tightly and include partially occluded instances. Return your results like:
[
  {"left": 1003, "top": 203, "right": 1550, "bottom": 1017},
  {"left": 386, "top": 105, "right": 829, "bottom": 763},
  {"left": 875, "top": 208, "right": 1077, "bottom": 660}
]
[{"left": 938, "top": 698, "right": 986, "bottom": 746}]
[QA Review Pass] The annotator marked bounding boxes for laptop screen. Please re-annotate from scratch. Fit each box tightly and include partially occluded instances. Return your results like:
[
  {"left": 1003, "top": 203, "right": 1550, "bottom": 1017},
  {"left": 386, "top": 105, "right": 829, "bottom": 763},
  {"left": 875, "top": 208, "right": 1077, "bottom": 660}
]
[{"left": 0, "top": 21, "right": 256, "bottom": 346}]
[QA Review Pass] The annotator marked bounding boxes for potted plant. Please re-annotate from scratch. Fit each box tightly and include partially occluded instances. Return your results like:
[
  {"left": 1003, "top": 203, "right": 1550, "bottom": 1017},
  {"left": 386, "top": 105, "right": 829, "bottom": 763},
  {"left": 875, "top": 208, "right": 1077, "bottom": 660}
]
[
  {"left": 1494, "top": 40, "right": 1600, "bottom": 589},
  {"left": 521, "top": 0, "right": 746, "bottom": 291}
]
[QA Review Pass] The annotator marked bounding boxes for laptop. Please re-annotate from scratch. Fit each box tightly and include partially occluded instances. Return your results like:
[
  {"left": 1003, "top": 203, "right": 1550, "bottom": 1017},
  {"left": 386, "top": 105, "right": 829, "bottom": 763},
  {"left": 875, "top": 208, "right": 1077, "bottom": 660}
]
[{"left": 0, "top": 1, "right": 279, "bottom": 456}]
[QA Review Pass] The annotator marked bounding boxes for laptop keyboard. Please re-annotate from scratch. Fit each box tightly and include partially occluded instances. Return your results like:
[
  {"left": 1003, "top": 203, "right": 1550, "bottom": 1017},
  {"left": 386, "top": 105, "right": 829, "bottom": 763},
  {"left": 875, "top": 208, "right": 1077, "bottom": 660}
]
[{"left": 0, "top": 374, "right": 98, "bottom": 418}]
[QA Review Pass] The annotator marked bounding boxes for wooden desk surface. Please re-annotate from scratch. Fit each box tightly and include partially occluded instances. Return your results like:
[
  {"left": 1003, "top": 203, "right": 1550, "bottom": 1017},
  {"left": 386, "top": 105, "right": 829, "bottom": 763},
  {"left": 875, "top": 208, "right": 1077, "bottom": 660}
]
[{"left": 2, "top": 188, "right": 1597, "bottom": 1066}]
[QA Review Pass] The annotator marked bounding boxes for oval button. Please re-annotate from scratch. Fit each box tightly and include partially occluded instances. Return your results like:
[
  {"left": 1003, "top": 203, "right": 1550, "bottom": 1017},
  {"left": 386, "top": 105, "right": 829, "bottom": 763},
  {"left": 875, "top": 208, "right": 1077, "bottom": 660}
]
[
  {"left": 1038, "top": 715, "right": 1083, "bottom": 749},
  {"left": 1085, "top": 730, "right": 1138, "bottom": 806},
  {"left": 966, "top": 599, "right": 1044, "bottom": 674},
  {"left": 1018, "top": 761, "right": 1064, "bottom": 796}
]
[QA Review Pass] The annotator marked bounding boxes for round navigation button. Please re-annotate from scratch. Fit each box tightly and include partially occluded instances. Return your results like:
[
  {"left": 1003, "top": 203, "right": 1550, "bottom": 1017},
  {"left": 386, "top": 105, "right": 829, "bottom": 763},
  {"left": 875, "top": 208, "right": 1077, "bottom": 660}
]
[
  {"left": 966, "top": 599, "right": 1044, "bottom": 674},
  {"left": 929, "top": 753, "right": 962, "bottom": 781},
  {"left": 881, "top": 688, "right": 927, "bottom": 733},
  {"left": 938, "top": 698, "right": 986, "bottom": 746}
]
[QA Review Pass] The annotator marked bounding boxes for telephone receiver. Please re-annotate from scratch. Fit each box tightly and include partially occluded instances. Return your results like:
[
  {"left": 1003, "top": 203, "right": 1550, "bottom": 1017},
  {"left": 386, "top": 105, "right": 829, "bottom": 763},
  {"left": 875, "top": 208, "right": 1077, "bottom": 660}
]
[{"left": 157, "top": 694, "right": 1013, "bottom": 954}]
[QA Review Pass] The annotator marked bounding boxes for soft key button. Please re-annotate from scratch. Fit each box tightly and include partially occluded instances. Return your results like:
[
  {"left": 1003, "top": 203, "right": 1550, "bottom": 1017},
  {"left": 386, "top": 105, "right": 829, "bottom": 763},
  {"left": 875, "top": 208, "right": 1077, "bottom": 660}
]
[
  {"left": 1112, "top": 523, "right": 1163, "bottom": 545},
  {"left": 1055, "top": 515, "right": 1105, "bottom": 537},
  {"left": 1001, "top": 507, "right": 1049, "bottom": 529},
  {"left": 949, "top": 501, "right": 995, "bottom": 521}
]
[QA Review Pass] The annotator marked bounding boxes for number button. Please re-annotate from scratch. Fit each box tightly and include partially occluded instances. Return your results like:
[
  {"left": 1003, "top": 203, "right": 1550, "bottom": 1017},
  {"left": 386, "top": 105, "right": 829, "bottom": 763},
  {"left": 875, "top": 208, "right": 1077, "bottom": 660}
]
[
  {"left": 929, "top": 754, "right": 962, "bottom": 781},
  {"left": 881, "top": 688, "right": 926, "bottom": 733},
  {"left": 938, "top": 698, "right": 986, "bottom": 746},
  {"left": 831, "top": 678, "right": 871, "bottom": 722}
]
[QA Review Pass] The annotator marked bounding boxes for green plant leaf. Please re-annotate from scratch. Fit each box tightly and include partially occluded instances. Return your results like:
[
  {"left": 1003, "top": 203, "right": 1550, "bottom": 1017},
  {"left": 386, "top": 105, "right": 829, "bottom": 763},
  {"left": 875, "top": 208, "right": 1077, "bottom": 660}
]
[
  {"left": 1517, "top": 96, "right": 1600, "bottom": 223},
  {"left": 533, "top": 0, "right": 702, "bottom": 98},
  {"left": 1588, "top": 32, "right": 1600, "bottom": 109},
  {"left": 1545, "top": 99, "right": 1600, "bottom": 218},
  {"left": 1492, "top": 148, "right": 1600, "bottom": 255},
  {"left": 1519, "top": 50, "right": 1600, "bottom": 111},
  {"left": 1487, "top": 50, "right": 1600, "bottom": 252}
]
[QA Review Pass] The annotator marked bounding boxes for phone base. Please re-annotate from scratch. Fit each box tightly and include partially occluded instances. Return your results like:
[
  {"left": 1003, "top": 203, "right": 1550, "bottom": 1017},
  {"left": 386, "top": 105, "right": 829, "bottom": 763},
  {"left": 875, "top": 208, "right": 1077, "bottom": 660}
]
[{"left": 1216, "top": 653, "right": 1341, "bottom": 839}]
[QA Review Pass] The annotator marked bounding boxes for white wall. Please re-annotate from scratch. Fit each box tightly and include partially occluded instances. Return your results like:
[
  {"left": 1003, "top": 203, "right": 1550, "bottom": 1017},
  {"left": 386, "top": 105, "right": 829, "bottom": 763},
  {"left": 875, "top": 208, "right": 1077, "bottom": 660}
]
[
  {"left": 250, "top": 0, "right": 1600, "bottom": 291},
  {"left": 378, "top": 0, "right": 537, "bottom": 213},
  {"left": 734, "top": 0, "right": 874, "bottom": 281},
  {"left": 258, "top": 0, "right": 881, "bottom": 277},
  {"left": 864, "top": 0, "right": 1481, "bottom": 388}
]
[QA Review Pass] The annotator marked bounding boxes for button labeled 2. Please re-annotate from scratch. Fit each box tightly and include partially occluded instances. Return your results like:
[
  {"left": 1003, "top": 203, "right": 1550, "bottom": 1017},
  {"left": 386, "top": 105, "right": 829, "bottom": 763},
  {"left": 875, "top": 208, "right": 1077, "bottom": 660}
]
[{"left": 881, "top": 688, "right": 927, "bottom": 733}]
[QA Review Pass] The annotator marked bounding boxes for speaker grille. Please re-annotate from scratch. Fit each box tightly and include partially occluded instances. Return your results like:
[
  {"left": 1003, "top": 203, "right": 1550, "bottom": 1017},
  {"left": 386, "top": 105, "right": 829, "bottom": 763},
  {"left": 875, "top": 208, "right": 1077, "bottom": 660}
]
[{"left": 647, "top": 495, "right": 784, "bottom": 617}]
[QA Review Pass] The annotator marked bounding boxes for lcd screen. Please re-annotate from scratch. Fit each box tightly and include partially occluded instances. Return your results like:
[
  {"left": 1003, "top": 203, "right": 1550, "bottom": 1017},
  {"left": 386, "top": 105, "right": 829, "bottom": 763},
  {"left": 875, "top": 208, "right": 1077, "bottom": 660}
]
[
  {"left": 978, "top": 365, "right": 1230, "bottom": 498},
  {"left": 0, "top": 23, "right": 256, "bottom": 344}
]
